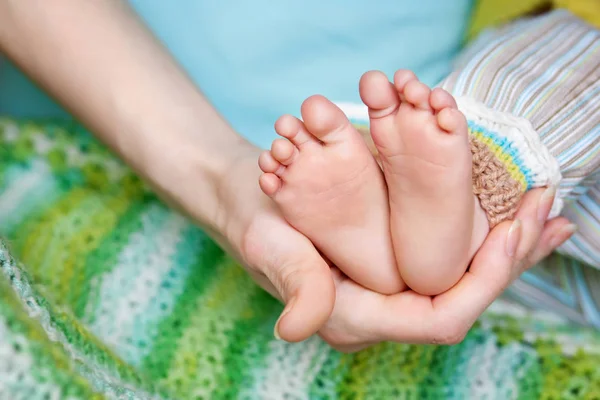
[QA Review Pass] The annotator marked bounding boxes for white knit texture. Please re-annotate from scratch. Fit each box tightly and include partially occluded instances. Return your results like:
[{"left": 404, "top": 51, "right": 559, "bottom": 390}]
[{"left": 457, "top": 97, "right": 564, "bottom": 218}]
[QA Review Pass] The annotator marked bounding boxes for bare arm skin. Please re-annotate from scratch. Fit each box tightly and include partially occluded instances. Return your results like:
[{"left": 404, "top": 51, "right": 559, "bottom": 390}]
[
  {"left": 0, "top": 0, "right": 337, "bottom": 342},
  {"left": 0, "top": 0, "right": 573, "bottom": 347},
  {"left": 0, "top": 0, "right": 250, "bottom": 233}
]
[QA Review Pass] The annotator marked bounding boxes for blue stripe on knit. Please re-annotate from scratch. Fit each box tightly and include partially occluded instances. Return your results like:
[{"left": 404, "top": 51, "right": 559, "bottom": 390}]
[
  {"left": 555, "top": 126, "right": 600, "bottom": 166},
  {"left": 565, "top": 229, "right": 600, "bottom": 267},
  {"left": 540, "top": 85, "right": 600, "bottom": 141},
  {"left": 572, "top": 264, "right": 600, "bottom": 328},
  {"left": 580, "top": 192, "right": 600, "bottom": 217},
  {"left": 111, "top": 213, "right": 189, "bottom": 365},
  {"left": 87, "top": 204, "right": 171, "bottom": 353},
  {"left": 559, "top": 241, "right": 595, "bottom": 269},
  {"left": 515, "top": 31, "right": 599, "bottom": 114},
  {"left": 467, "top": 121, "right": 534, "bottom": 188},
  {"left": 128, "top": 224, "right": 205, "bottom": 366},
  {"left": 427, "top": 333, "right": 480, "bottom": 398},
  {"left": 453, "top": 22, "right": 531, "bottom": 94},
  {"left": 0, "top": 161, "right": 61, "bottom": 236},
  {"left": 493, "top": 344, "right": 539, "bottom": 399},
  {"left": 486, "top": 22, "right": 574, "bottom": 109},
  {"left": 521, "top": 268, "right": 577, "bottom": 308},
  {"left": 465, "top": 341, "right": 525, "bottom": 398}
]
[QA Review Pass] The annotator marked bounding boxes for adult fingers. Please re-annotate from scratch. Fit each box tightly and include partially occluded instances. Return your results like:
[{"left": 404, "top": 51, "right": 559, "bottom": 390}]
[
  {"left": 410, "top": 189, "right": 564, "bottom": 343},
  {"left": 511, "top": 187, "right": 554, "bottom": 263},
  {"left": 374, "top": 216, "right": 528, "bottom": 345},
  {"left": 424, "top": 219, "right": 521, "bottom": 344},
  {"left": 319, "top": 189, "right": 570, "bottom": 349},
  {"left": 270, "top": 249, "right": 336, "bottom": 343},
  {"left": 318, "top": 269, "right": 379, "bottom": 353}
]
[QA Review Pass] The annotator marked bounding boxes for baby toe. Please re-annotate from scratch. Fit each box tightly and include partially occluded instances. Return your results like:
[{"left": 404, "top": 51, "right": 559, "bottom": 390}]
[
  {"left": 259, "top": 173, "right": 282, "bottom": 197},
  {"left": 430, "top": 88, "right": 458, "bottom": 112},
  {"left": 271, "top": 138, "right": 297, "bottom": 166},
  {"left": 437, "top": 108, "right": 468, "bottom": 135},
  {"left": 403, "top": 79, "right": 432, "bottom": 110}
]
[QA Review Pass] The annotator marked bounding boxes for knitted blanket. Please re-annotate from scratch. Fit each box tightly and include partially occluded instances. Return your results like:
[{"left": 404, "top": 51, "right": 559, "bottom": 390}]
[{"left": 1, "top": 117, "right": 600, "bottom": 399}]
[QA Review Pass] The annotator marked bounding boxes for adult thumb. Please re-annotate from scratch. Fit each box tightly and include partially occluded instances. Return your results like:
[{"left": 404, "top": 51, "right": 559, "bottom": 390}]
[{"left": 273, "top": 253, "right": 335, "bottom": 343}]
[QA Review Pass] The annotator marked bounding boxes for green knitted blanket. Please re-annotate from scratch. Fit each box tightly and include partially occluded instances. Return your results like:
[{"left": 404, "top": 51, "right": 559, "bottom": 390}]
[{"left": 1, "top": 117, "right": 600, "bottom": 399}]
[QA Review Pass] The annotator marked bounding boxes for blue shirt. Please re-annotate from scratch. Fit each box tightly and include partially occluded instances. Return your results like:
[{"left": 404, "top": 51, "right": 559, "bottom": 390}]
[{"left": 0, "top": 0, "right": 472, "bottom": 149}]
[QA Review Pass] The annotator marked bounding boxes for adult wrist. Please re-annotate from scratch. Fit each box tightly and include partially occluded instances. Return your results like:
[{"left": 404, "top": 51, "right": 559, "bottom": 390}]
[{"left": 119, "top": 113, "right": 257, "bottom": 236}]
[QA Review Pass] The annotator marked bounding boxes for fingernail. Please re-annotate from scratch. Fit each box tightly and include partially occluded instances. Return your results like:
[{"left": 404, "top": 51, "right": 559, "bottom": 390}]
[
  {"left": 537, "top": 186, "right": 556, "bottom": 222},
  {"left": 506, "top": 219, "right": 522, "bottom": 257},
  {"left": 274, "top": 296, "right": 297, "bottom": 340},
  {"left": 550, "top": 223, "right": 578, "bottom": 248}
]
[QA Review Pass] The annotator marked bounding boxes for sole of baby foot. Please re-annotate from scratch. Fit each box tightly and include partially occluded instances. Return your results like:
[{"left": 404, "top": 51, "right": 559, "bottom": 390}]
[
  {"left": 359, "top": 69, "right": 483, "bottom": 296},
  {"left": 258, "top": 95, "right": 405, "bottom": 294}
]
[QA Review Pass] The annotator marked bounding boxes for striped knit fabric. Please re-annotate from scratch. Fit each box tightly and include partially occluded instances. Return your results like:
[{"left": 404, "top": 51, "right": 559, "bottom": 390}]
[
  {"left": 443, "top": 9, "right": 600, "bottom": 262},
  {"left": 461, "top": 96, "right": 562, "bottom": 227},
  {"left": 1, "top": 118, "right": 600, "bottom": 399},
  {"left": 439, "top": 9, "right": 600, "bottom": 330}
]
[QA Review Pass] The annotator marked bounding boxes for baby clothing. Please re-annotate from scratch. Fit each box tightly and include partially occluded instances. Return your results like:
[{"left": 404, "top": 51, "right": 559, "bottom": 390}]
[
  {"left": 349, "top": 9, "right": 600, "bottom": 328},
  {"left": 1, "top": 5, "right": 600, "bottom": 398},
  {"left": 443, "top": 9, "right": 599, "bottom": 267},
  {"left": 443, "top": 10, "right": 600, "bottom": 328},
  {"left": 0, "top": 121, "right": 598, "bottom": 397}
]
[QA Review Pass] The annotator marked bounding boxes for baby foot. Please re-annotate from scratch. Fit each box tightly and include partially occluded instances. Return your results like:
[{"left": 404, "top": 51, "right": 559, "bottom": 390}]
[
  {"left": 359, "top": 70, "right": 488, "bottom": 295},
  {"left": 258, "top": 95, "right": 404, "bottom": 294}
]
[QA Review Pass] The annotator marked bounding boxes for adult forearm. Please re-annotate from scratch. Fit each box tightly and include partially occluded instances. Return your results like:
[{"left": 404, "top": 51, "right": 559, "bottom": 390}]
[{"left": 0, "top": 0, "right": 251, "bottom": 229}]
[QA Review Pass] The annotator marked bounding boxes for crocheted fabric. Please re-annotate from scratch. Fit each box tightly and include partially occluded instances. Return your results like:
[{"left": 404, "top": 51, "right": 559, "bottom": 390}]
[
  {"left": 461, "top": 97, "right": 563, "bottom": 227},
  {"left": 358, "top": 97, "right": 562, "bottom": 228},
  {"left": 1, "top": 117, "right": 599, "bottom": 399}
]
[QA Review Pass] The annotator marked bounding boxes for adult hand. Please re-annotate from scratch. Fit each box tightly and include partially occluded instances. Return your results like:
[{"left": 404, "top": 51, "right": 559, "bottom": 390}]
[
  {"left": 0, "top": 0, "right": 334, "bottom": 344},
  {"left": 0, "top": 0, "right": 574, "bottom": 349},
  {"left": 211, "top": 149, "right": 573, "bottom": 349},
  {"left": 311, "top": 186, "right": 575, "bottom": 352},
  {"left": 208, "top": 148, "right": 337, "bottom": 342}
]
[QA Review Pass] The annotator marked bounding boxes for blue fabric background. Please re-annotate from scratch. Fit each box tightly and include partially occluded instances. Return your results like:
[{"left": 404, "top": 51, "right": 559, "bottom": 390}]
[{"left": 0, "top": 1, "right": 472, "bottom": 148}]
